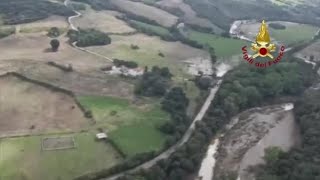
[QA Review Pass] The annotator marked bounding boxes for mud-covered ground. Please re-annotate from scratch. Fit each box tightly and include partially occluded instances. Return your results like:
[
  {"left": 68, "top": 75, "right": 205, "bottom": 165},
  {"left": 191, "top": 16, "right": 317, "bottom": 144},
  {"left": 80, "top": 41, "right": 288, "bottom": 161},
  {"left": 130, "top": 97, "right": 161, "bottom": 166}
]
[{"left": 213, "top": 104, "right": 301, "bottom": 180}]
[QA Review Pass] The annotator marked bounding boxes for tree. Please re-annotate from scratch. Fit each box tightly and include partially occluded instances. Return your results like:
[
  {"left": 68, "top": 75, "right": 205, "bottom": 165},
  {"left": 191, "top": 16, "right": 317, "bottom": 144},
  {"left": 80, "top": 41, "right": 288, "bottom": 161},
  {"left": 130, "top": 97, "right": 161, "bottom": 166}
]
[
  {"left": 47, "top": 27, "right": 60, "bottom": 37},
  {"left": 50, "top": 39, "right": 60, "bottom": 52}
]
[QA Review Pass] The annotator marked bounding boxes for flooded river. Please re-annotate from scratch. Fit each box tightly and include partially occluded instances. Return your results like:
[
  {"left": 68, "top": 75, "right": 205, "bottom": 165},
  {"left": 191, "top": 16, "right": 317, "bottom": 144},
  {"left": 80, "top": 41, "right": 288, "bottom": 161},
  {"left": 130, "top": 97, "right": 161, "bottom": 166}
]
[{"left": 196, "top": 103, "right": 299, "bottom": 180}]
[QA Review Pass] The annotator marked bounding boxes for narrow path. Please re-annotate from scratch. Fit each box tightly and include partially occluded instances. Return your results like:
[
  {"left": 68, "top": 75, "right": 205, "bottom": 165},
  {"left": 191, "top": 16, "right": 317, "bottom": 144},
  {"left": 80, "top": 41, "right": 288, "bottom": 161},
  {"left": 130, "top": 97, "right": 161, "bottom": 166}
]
[{"left": 64, "top": 0, "right": 114, "bottom": 62}]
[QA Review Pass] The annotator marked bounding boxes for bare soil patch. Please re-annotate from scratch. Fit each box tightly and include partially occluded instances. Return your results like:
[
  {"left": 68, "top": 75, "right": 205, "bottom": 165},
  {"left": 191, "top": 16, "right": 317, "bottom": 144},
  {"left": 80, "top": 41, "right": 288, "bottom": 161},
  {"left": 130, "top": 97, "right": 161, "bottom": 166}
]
[
  {"left": 109, "top": 0, "right": 178, "bottom": 27},
  {"left": 0, "top": 74, "right": 89, "bottom": 138},
  {"left": 214, "top": 104, "right": 300, "bottom": 180}
]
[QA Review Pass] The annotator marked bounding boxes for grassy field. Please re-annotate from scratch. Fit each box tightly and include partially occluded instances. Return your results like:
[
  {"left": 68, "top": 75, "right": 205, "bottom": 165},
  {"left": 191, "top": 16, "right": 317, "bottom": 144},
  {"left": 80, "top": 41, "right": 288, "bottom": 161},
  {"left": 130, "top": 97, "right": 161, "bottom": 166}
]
[
  {"left": 85, "top": 33, "right": 209, "bottom": 78},
  {"left": 238, "top": 21, "right": 319, "bottom": 46},
  {"left": 269, "top": 23, "right": 318, "bottom": 45},
  {"left": 0, "top": 132, "right": 123, "bottom": 180},
  {"left": 0, "top": 75, "right": 88, "bottom": 138},
  {"left": 73, "top": 6, "right": 136, "bottom": 34},
  {"left": 78, "top": 95, "right": 170, "bottom": 156},
  {"left": 187, "top": 30, "right": 249, "bottom": 57},
  {"left": 130, "top": 20, "right": 171, "bottom": 36}
]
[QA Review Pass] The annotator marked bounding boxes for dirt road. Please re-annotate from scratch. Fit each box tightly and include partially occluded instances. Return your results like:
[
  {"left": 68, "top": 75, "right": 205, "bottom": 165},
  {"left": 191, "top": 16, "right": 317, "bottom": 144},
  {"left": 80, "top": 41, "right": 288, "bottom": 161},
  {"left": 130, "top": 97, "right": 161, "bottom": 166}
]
[{"left": 64, "top": 0, "right": 114, "bottom": 62}]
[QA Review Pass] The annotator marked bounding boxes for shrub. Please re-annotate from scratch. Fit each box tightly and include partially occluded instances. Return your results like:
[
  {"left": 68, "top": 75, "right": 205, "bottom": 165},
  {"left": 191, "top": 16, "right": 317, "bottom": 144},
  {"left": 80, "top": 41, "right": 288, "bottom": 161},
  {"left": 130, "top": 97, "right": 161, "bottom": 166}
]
[
  {"left": 67, "top": 29, "right": 111, "bottom": 47},
  {"left": 113, "top": 59, "right": 138, "bottom": 69},
  {"left": 50, "top": 39, "right": 60, "bottom": 52},
  {"left": 47, "top": 27, "right": 60, "bottom": 38},
  {"left": 130, "top": 44, "right": 139, "bottom": 50},
  {"left": 269, "top": 23, "right": 286, "bottom": 30}
]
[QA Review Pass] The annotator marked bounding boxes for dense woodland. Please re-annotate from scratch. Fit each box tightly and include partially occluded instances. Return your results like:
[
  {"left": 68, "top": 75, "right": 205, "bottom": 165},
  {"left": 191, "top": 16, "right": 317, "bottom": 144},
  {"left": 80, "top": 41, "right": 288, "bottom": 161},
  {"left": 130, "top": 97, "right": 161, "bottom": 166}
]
[
  {"left": 114, "top": 58, "right": 317, "bottom": 180},
  {"left": 134, "top": 66, "right": 172, "bottom": 97},
  {"left": 67, "top": 29, "right": 111, "bottom": 47},
  {"left": 0, "top": 0, "right": 74, "bottom": 24},
  {"left": 255, "top": 91, "right": 320, "bottom": 180}
]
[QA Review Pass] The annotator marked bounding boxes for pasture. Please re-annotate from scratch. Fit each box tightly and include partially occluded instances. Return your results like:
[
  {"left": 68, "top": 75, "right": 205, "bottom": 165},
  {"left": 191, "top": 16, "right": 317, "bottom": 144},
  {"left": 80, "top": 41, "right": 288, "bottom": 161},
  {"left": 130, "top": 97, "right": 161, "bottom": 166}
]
[
  {"left": 0, "top": 74, "right": 88, "bottom": 138},
  {"left": 130, "top": 20, "right": 171, "bottom": 36},
  {"left": 78, "top": 95, "right": 169, "bottom": 156},
  {"left": 0, "top": 132, "right": 123, "bottom": 180},
  {"left": 238, "top": 21, "right": 319, "bottom": 45},
  {"left": 187, "top": 30, "right": 248, "bottom": 57},
  {"left": 84, "top": 33, "right": 210, "bottom": 77},
  {"left": 156, "top": 0, "right": 223, "bottom": 33},
  {"left": 73, "top": 8, "right": 135, "bottom": 34},
  {"left": 0, "top": 33, "right": 110, "bottom": 72}
]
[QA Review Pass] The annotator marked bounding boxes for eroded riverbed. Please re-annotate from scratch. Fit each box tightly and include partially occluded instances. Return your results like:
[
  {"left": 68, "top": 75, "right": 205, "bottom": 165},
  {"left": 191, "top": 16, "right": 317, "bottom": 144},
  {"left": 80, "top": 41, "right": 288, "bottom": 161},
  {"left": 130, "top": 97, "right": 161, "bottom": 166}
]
[{"left": 197, "top": 103, "right": 301, "bottom": 180}]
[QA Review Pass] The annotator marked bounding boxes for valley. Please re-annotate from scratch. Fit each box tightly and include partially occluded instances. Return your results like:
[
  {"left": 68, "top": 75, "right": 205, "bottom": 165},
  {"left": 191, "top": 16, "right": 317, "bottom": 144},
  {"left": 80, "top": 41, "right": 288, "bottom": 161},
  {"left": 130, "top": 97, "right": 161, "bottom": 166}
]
[{"left": 0, "top": 0, "right": 319, "bottom": 180}]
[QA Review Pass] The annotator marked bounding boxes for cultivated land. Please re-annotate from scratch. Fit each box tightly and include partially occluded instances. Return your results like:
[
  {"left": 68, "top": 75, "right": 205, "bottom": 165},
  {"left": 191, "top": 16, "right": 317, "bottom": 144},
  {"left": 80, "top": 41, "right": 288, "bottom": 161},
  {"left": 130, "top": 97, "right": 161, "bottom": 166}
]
[
  {"left": 73, "top": 7, "right": 135, "bottom": 34},
  {"left": 78, "top": 96, "right": 170, "bottom": 156},
  {"left": 238, "top": 21, "right": 319, "bottom": 45},
  {"left": 156, "top": 0, "right": 223, "bottom": 33},
  {"left": 187, "top": 30, "right": 249, "bottom": 57},
  {"left": 109, "top": 0, "right": 178, "bottom": 27},
  {"left": 130, "top": 20, "right": 171, "bottom": 36},
  {"left": 0, "top": 74, "right": 88, "bottom": 138},
  {"left": 0, "top": 132, "right": 123, "bottom": 180}
]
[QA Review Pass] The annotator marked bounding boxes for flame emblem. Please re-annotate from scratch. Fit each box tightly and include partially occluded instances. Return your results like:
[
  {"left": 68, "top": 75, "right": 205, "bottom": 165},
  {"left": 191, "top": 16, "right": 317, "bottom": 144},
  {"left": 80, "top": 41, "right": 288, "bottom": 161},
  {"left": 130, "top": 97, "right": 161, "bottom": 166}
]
[{"left": 251, "top": 20, "right": 276, "bottom": 59}]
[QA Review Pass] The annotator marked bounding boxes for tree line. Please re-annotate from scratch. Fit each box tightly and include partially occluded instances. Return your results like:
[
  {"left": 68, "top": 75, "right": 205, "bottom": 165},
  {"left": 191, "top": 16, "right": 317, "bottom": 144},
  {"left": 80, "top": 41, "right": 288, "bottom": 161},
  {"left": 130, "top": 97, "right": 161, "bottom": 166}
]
[
  {"left": 67, "top": 28, "right": 111, "bottom": 47},
  {"left": 0, "top": 0, "right": 74, "bottom": 25},
  {"left": 134, "top": 66, "right": 172, "bottom": 97}
]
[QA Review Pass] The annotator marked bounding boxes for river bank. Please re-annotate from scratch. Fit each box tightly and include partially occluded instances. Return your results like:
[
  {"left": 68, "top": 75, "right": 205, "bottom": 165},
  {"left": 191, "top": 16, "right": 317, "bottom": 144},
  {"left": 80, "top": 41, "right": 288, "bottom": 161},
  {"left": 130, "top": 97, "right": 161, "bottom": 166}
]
[{"left": 210, "top": 103, "right": 300, "bottom": 180}]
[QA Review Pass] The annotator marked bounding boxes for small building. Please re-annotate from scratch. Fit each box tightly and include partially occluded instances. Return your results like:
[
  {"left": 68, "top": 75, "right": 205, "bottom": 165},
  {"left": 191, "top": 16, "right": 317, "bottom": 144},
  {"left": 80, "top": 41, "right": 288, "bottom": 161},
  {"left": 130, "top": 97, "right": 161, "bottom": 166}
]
[{"left": 96, "top": 133, "right": 108, "bottom": 140}]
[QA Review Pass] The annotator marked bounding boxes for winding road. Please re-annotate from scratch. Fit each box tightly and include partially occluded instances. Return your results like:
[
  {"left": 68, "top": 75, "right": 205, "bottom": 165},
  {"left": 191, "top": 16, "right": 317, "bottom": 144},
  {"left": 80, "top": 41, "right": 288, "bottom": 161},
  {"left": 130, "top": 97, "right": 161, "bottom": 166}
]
[
  {"left": 62, "top": 1, "right": 230, "bottom": 179},
  {"left": 64, "top": 0, "right": 114, "bottom": 62}
]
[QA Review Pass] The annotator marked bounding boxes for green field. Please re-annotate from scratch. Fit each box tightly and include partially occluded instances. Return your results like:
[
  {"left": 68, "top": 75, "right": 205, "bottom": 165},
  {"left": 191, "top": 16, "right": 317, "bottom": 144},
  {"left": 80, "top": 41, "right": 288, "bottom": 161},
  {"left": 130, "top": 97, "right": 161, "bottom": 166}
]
[
  {"left": 130, "top": 20, "right": 171, "bottom": 37},
  {"left": 187, "top": 30, "right": 249, "bottom": 57},
  {"left": 269, "top": 24, "right": 318, "bottom": 45},
  {"left": 0, "top": 132, "right": 122, "bottom": 180},
  {"left": 78, "top": 96, "right": 170, "bottom": 156}
]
